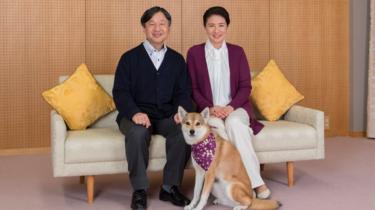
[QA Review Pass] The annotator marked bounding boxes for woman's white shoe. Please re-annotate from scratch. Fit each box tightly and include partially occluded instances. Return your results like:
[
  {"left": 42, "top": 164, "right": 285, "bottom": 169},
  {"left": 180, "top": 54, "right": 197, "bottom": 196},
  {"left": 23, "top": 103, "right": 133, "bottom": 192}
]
[{"left": 256, "top": 188, "right": 271, "bottom": 199}]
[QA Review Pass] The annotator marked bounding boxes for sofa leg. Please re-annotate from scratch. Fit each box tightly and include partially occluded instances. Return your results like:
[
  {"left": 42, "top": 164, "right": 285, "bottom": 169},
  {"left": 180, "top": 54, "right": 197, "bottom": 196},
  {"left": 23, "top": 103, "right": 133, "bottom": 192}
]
[
  {"left": 260, "top": 164, "right": 265, "bottom": 172},
  {"left": 80, "top": 176, "right": 85, "bottom": 184},
  {"left": 287, "top": 162, "right": 294, "bottom": 187},
  {"left": 87, "top": 175, "right": 94, "bottom": 203}
]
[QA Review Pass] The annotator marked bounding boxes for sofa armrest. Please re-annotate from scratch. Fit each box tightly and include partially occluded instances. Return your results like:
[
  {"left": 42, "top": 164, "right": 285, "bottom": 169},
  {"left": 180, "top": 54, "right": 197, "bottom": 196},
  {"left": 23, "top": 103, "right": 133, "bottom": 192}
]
[
  {"left": 51, "top": 110, "right": 67, "bottom": 177},
  {"left": 284, "top": 105, "right": 325, "bottom": 159}
]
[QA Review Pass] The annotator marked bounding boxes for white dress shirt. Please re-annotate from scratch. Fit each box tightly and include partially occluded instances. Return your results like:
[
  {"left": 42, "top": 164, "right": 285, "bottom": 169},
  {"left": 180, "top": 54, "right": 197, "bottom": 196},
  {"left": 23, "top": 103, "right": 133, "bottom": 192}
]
[
  {"left": 143, "top": 40, "right": 167, "bottom": 70},
  {"left": 205, "top": 40, "right": 231, "bottom": 106}
]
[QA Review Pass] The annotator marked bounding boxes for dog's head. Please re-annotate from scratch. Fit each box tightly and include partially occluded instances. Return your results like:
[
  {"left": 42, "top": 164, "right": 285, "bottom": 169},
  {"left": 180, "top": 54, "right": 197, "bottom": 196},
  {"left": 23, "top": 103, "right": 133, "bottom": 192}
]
[{"left": 178, "top": 106, "right": 210, "bottom": 145}]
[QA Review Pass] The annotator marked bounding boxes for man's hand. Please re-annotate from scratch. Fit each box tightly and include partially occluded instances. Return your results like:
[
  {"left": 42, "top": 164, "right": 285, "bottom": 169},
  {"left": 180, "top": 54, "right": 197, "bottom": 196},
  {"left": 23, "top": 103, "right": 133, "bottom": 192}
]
[{"left": 132, "top": 112, "right": 151, "bottom": 128}]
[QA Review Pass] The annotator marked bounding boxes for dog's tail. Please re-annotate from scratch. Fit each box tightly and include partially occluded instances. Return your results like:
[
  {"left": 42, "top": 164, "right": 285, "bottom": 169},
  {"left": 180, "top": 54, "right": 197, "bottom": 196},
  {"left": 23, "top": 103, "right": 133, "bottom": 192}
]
[{"left": 248, "top": 198, "right": 282, "bottom": 210}]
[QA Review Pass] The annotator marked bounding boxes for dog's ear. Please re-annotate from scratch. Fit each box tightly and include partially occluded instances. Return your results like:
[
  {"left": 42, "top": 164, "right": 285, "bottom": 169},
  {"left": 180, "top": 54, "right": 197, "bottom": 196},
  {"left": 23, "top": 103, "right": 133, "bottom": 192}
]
[
  {"left": 178, "top": 106, "right": 187, "bottom": 121},
  {"left": 201, "top": 107, "right": 210, "bottom": 123}
]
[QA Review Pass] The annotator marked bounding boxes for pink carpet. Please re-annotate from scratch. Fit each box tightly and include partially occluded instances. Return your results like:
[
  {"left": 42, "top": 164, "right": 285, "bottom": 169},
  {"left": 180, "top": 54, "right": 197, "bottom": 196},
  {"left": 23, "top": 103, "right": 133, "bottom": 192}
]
[{"left": 0, "top": 137, "right": 374, "bottom": 210}]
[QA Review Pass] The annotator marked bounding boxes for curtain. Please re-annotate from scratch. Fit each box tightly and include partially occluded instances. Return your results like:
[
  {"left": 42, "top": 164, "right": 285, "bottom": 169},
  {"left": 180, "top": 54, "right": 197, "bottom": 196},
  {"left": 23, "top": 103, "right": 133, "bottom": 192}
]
[{"left": 367, "top": 0, "right": 375, "bottom": 138}]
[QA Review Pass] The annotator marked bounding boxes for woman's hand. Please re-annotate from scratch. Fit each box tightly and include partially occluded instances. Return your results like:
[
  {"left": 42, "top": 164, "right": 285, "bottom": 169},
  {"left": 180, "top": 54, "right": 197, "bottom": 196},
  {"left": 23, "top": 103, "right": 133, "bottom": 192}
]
[
  {"left": 209, "top": 105, "right": 234, "bottom": 119},
  {"left": 210, "top": 106, "right": 227, "bottom": 119},
  {"left": 223, "top": 105, "right": 234, "bottom": 116}
]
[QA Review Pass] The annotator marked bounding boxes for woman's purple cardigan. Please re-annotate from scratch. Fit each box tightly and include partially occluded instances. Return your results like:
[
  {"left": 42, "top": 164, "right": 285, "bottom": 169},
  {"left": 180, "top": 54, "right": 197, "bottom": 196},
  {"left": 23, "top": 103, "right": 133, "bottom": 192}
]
[{"left": 186, "top": 43, "right": 264, "bottom": 135}]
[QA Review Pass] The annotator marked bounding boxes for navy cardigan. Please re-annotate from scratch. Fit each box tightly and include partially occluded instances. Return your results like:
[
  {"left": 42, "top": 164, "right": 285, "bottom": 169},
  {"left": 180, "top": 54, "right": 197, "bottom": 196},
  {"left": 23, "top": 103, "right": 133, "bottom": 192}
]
[{"left": 113, "top": 43, "right": 193, "bottom": 124}]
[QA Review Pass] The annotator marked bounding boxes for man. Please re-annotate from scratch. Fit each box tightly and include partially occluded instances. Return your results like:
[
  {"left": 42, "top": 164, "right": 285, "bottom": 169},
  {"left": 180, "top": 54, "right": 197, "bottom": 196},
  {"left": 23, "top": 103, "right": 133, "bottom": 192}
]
[{"left": 112, "top": 6, "right": 192, "bottom": 210}]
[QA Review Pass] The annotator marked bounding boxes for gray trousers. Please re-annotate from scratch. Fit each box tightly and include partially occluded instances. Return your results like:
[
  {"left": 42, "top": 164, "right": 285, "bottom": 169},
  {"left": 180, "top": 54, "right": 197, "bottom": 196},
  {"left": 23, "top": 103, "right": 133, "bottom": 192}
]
[{"left": 119, "top": 117, "right": 191, "bottom": 190}]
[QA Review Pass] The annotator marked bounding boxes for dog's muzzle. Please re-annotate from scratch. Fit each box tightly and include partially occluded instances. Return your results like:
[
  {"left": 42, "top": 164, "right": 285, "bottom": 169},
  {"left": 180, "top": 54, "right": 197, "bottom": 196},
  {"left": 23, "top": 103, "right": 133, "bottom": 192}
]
[{"left": 189, "top": 129, "right": 195, "bottom": 136}]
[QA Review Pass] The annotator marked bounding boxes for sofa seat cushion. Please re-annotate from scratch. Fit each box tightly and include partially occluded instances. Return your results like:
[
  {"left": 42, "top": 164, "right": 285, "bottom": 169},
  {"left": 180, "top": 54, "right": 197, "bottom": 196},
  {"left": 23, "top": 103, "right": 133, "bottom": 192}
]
[
  {"left": 64, "top": 120, "right": 317, "bottom": 163},
  {"left": 65, "top": 127, "right": 167, "bottom": 163},
  {"left": 253, "top": 120, "right": 317, "bottom": 152}
]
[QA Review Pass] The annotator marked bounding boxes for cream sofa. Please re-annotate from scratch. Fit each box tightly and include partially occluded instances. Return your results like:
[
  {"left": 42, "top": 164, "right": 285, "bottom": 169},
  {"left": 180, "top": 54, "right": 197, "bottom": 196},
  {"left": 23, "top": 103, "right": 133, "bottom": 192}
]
[{"left": 51, "top": 75, "right": 325, "bottom": 203}]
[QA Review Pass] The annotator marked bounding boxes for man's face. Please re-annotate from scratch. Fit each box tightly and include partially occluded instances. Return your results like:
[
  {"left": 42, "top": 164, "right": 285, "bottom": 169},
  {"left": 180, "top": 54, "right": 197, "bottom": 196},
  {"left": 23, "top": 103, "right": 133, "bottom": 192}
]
[{"left": 143, "top": 12, "right": 170, "bottom": 49}]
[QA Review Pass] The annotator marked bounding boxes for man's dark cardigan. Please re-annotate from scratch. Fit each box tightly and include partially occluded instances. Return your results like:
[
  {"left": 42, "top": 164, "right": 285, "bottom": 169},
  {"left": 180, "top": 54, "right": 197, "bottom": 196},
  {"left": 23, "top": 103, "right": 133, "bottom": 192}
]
[{"left": 113, "top": 43, "right": 193, "bottom": 124}]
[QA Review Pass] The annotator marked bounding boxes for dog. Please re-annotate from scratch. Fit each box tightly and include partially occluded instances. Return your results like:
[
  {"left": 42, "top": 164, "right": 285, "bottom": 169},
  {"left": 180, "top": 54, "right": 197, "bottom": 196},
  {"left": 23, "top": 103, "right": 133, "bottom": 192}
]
[{"left": 178, "top": 106, "right": 281, "bottom": 210}]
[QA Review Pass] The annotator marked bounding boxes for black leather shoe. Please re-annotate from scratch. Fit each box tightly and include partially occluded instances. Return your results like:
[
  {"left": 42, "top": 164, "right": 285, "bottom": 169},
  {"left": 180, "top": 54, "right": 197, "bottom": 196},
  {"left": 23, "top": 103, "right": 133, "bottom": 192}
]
[
  {"left": 131, "top": 190, "right": 147, "bottom": 210},
  {"left": 159, "top": 186, "right": 190, "bottom": 207}
]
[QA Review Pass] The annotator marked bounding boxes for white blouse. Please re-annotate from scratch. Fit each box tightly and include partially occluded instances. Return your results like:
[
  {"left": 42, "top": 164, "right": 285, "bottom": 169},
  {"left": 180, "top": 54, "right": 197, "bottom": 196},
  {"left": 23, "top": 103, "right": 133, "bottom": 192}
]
[{"left": 205, "top": 40, "right": 231, "bottom": 106}]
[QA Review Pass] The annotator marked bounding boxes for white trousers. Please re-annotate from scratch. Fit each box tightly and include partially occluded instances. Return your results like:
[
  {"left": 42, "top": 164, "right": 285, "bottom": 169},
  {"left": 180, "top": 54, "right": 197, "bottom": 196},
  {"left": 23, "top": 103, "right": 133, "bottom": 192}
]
[{"left": 208, "top": 108, "right": 264, "bottom": 188}]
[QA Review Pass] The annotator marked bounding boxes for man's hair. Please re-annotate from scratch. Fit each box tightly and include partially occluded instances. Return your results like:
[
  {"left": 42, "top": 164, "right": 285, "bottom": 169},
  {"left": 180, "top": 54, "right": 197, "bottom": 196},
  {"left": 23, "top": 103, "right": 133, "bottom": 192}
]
[
  {"left": 203, "top": 6, "right": 230, "bottom": 26},
  {"left": 140, "top": 6, "right": 171, "bottom": 27}
]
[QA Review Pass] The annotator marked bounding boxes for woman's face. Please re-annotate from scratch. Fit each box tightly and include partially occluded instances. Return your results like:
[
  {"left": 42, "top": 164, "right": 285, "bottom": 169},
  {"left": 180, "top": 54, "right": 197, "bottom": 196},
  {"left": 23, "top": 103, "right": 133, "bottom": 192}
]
[{"left": 205, "top": 15, "right": 228, "bottom": 48}]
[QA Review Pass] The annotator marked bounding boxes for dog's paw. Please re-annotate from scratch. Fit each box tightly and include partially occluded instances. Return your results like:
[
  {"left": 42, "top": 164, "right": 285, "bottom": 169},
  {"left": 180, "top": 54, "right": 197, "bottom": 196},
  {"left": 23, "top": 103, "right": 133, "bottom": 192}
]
[
  {"left": 212, "top": 199, "right": 219, "bottom": 205},
  {"left": 184, "top": 203, "right": 195, "bottom": 210},
  {"left": 233, "top": 206, "right": 248, "bottom": 210}
]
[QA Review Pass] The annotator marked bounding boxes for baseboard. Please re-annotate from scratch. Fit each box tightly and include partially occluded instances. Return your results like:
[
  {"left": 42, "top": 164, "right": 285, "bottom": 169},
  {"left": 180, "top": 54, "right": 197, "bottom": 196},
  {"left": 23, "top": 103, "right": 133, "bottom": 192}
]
[
  {"left": 324, "top": 129, "right": 347, "bottom": 137},
  {"left": 324, "top": 130, "right": 333, "bottom": 137},
  {"left": 0, "top": 147, "right": 50, "bottom": 156},
  {"left": 349, "top": 131, "right": 366, "bottom": 138}
]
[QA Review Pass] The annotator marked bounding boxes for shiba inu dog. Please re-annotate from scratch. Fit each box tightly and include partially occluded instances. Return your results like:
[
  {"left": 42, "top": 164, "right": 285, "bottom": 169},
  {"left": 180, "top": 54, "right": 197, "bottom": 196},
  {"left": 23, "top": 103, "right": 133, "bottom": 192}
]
[{"left": 178, "top": 106, "right": 281, "bottom": 210}]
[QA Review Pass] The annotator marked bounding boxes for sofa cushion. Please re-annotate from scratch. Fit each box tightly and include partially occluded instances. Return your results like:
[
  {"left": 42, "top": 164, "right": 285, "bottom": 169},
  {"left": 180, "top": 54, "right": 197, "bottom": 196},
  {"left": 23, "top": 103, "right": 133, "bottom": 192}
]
[
  {"left": 253, "top": 120, "right": 317, "bottom": 152},
  {"left": 65, "top": 127, "right": 167, "bottom": 163},
  {"left": 43, "top": 64, "right": 116, "bottom": 130},
  {"left": 251, "top": 60, "right": 304, "bottom": 121},
  {"left": 57, "top": 75, "right": 118, "bottom": 128}
]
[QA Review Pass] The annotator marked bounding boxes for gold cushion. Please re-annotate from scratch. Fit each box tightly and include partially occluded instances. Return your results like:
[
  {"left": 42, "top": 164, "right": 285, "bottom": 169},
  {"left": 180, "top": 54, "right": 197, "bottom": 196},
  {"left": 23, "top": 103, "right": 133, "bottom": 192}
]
[
  {"left": 251, "top": 60, "right": 304, "bottom": 121},
  {"left": 42, "top": 64, "right": 115, "bottom": 130}
]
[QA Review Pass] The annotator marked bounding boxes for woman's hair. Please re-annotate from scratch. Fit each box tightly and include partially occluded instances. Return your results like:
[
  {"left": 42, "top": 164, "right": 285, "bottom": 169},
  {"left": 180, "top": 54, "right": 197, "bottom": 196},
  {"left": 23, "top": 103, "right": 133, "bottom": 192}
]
[
  {"left": 140, "top": 6, "right": 171, "bottom": 27},
  {"left": 203, "top": 6, "right": 230, "bottom": 26}
]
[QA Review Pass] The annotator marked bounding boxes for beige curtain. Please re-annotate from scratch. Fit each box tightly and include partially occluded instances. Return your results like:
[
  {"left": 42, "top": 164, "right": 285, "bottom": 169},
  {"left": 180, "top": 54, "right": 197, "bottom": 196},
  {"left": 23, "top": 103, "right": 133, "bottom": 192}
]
[{"left": 367, "top": 0, "right": 375, "bottom": 137}]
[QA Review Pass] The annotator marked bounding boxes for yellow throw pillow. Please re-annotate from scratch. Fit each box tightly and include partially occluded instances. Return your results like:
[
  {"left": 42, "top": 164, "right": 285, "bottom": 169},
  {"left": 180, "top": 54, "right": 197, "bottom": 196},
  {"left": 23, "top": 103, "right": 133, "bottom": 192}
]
[
  {"left": 42, "top": 63, "right": 115, "bottom": 130},
  {"left": 251, "top": 60, "right": 304, "bottom": 121}
]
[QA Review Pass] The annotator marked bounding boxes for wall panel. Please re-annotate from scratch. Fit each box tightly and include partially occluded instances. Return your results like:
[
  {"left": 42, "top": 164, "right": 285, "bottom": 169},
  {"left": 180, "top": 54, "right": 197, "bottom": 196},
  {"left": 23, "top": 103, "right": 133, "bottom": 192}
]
[
  {"left": 181, "top": 0, "right": 270, "bottom": 71},
  {"left": 270, "top": 0, "right": 349, "bottom": 136},
  {"left": 0, "top": 0, "right": 85, "bottom": 149},
  {"left": 0, "top": 0, "right": 350, "bottom": 151},
  {"left": 85, "top": 0, "right": 182, "bottom": 74}
]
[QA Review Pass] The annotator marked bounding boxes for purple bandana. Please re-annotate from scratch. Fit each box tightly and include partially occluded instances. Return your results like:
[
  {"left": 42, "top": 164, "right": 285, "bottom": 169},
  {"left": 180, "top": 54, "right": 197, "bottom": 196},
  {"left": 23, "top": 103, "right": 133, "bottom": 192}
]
[{"left": 191, "top": 133, "right": 216, "bottom": 171}]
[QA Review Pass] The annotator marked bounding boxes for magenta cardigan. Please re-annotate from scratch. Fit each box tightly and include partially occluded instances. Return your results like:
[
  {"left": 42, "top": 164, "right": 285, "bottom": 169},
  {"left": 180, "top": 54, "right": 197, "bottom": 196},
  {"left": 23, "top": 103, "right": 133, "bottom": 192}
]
[{"left": 186, "top": 43, "right": 264, "bottom": 135}]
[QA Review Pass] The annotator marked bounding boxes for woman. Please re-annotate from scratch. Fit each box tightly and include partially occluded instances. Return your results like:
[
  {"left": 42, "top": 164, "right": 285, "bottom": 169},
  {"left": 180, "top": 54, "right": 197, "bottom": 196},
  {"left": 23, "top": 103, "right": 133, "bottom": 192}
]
[{"left": 186, "top": 6, "right": 271, "bottom": 199}]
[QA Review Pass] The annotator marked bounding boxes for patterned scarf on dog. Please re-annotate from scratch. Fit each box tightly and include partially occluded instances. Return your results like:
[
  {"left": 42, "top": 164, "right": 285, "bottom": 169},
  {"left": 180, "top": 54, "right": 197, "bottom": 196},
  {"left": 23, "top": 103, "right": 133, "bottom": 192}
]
[{"left": 191, "top": 132, "right": 216, "bottom": 171}]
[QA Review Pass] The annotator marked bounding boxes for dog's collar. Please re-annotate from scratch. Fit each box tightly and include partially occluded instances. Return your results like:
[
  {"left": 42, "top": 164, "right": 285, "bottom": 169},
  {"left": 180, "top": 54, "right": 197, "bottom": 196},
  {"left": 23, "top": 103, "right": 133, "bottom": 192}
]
[{"left": 191, "top": 132, "right": 216, "bottom": 171}]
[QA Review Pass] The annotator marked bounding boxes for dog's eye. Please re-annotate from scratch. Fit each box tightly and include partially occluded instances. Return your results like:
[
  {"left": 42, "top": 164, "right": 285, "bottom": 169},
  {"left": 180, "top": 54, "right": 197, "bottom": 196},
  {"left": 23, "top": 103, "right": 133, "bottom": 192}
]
[
  {"left": 186, "top": 122, "right": 190, "bottom": 125},
  {"left": 195, "top": 122, "right": 200, "bottom": 126}
]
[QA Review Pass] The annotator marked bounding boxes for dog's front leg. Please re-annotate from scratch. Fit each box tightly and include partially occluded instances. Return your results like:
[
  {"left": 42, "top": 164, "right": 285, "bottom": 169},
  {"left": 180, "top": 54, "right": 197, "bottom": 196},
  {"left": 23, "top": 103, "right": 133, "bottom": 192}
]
[
  {"left": 192, "top": 166, "right": 216, "bottom": 210},
  {"left": 185, "top": 160, "right": 205, "bottom": 210}
]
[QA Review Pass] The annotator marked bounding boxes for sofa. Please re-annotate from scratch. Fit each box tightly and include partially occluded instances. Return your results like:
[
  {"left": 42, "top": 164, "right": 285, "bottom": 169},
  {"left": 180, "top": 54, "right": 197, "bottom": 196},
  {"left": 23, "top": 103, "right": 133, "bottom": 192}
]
[{"left": 50, "top": 74, "right": 325, "bottom": 203}]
